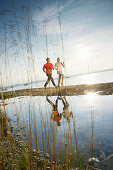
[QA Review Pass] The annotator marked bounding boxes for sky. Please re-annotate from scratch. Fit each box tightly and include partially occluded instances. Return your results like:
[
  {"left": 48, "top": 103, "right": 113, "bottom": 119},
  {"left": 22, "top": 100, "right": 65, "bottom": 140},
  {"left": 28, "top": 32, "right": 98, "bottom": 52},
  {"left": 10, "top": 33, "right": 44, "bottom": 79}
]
[{"left": 0, "top": 0, "right": 113, "bottom": 87}]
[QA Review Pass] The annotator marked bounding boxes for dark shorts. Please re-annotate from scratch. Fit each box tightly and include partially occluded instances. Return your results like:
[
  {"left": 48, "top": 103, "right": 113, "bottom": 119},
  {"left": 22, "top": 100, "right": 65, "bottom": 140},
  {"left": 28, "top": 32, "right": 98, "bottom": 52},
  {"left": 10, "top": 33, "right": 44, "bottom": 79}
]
[{"left": 46, "top": 73, "right": 52, "bottom": 78}]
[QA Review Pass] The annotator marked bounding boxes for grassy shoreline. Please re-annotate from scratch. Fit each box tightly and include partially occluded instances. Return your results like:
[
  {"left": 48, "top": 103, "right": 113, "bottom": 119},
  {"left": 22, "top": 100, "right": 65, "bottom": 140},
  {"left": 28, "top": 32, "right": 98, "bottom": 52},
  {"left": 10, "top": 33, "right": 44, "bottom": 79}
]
[
  {"left": 1, "top": 82, "right": 113, "bottom": 100},
  {"left": 0, "top": 109, "right": 85, "bottom": 169}
]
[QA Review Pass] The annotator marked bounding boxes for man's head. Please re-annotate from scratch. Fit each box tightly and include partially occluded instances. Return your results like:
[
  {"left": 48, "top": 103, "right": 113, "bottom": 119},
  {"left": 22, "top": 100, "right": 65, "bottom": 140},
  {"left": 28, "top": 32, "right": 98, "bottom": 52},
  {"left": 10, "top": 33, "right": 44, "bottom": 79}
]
[
  {"left": 46, "top": 58, "right": 50, "bottom": 63},
  {"left": 57, "top": 57, "right": 60, "bottom": 62},
  {"left": 57, "top": 121, "right": 61, "bottom": 126}
]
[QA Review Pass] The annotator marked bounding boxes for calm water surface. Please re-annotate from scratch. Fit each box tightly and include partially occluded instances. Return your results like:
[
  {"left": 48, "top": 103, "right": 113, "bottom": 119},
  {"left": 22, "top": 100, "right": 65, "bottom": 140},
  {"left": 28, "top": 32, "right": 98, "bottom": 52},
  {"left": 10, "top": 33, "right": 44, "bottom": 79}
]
[{"left": 1, "top": 94, "right": 113, "bottom": 161}]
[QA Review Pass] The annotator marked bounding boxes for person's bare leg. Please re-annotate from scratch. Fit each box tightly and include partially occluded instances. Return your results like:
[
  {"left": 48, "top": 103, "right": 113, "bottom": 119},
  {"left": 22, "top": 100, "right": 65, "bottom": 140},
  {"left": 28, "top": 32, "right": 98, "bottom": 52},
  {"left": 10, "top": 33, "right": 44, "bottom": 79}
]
[
  {"left": 61, "top": 75, "right": 64, "bottom": 86},
  {"left": 46, "top": 96, "right": 54, "bottom": 107},
  {"left": 63, "top": 96, "right": 69, "bottom": 106},
  {"left": 58, "top": 74, "right": 61, "bottom": 86}
]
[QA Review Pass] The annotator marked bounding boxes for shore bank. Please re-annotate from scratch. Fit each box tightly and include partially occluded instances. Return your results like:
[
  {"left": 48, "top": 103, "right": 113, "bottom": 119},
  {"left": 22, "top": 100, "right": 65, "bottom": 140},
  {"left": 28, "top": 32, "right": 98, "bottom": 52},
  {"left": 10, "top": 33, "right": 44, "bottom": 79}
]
[{"left": 1, "top": 82, "right": 113, "bottom": 100}]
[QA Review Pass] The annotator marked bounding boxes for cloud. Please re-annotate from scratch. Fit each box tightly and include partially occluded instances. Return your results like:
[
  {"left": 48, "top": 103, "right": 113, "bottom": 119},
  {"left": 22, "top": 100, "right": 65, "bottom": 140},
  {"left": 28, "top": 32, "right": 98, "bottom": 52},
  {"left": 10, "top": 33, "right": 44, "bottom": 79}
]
[
  {"left": 33, "top": 0, "right": 75, "bottom": 25},
  {"left": 59, "top": 0, "right": 75, "bottom": 12}
]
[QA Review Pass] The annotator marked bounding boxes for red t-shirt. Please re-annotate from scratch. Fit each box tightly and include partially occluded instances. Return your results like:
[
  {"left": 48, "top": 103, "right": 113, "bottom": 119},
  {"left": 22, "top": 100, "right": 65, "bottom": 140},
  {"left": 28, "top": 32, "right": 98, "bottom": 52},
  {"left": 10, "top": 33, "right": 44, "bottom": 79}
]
[
  {"left": 53, "top": 112, "right": 62, "bottom": 122},
  {"left": 43, "top": 63, "right": 54, "bottom": 74}
]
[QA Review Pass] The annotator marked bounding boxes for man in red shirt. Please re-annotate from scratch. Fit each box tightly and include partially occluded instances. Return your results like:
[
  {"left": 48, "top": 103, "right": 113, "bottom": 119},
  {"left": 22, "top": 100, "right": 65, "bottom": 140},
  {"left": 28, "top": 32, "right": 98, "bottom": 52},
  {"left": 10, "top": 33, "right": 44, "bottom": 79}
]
[
  {"left": 43, "top": 58, "right": 56, "bottom": 89},
  {"left": 46, "top": 96, "right": 62, "bottom": 126}
]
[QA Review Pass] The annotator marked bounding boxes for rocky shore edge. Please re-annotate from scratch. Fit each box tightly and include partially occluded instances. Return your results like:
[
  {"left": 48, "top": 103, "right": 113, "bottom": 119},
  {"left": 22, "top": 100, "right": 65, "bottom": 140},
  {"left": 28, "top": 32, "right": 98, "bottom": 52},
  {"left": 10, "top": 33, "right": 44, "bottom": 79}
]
[{"left": 0, "top": 82, "right": 113, "bottom": 100}]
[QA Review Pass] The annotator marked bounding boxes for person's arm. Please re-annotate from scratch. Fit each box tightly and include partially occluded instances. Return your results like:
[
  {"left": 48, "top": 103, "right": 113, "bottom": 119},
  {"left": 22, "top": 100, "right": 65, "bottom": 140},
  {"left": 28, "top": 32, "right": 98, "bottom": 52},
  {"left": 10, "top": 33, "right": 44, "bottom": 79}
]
[
  {"left": 43, "top": 64, "right": 46, "bottom": 73},
  {"left": 51, "top": 63, "right": 54, "bottom": 70},
  {"left": 60, "top": 113, "right": 63, "bottom": 118},
  {"left": 52, "top": 65, "right": 54, "bottom": 70},
  {"left": 61, "top": 62, "right": 65, "bottom": 68},
  {"left": 54, "top": 63, "right": 57, "bottom": 70}
]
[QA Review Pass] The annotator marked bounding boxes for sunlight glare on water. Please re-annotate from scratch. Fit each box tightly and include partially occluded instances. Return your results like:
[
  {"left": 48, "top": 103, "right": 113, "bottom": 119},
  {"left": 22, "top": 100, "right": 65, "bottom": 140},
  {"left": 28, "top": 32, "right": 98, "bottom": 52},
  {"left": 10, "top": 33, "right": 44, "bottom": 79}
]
[{"left": 85, "top": 92, "right": 98, "bottom": 105}]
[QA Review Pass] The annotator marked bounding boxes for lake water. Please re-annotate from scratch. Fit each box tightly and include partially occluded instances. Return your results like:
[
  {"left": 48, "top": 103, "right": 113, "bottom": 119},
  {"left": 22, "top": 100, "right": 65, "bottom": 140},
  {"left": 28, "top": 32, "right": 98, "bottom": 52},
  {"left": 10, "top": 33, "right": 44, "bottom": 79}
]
[
  {"left": 0, "top": 69, "right": 113, "bottom": 168},
  {"left": 0, "top": 93, "right": 113, "bottom": 169}
]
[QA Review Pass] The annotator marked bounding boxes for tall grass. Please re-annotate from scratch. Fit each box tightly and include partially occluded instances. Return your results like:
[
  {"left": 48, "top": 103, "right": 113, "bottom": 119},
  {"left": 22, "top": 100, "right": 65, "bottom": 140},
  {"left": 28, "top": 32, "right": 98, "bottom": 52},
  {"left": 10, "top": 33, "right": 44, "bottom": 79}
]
[{"left": 0, "top": 90, "right": 86, "bottom": 169}]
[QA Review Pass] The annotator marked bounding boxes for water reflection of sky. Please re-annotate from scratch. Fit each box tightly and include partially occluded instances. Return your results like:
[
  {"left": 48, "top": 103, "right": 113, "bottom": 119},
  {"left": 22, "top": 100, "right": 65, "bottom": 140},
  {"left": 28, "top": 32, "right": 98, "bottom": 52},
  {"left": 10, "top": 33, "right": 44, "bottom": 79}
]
[{"left": 1, "top": 94, "right": 113, "bottom": 157}]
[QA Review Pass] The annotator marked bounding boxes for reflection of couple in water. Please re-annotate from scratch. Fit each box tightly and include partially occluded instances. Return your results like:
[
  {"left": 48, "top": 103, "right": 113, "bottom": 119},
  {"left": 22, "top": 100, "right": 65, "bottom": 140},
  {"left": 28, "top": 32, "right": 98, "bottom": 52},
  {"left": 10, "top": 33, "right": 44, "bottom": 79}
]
[{"left": 46, "top": 95, "right": 73, "bottom": 126}]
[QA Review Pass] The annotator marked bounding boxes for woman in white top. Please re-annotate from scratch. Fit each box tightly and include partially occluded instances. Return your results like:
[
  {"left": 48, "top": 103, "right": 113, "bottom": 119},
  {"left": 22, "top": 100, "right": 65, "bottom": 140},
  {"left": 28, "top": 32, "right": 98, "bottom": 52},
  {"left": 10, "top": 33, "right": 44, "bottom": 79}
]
[{"left": 55, "top": 57, "right": 65, "bottom": 86}]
